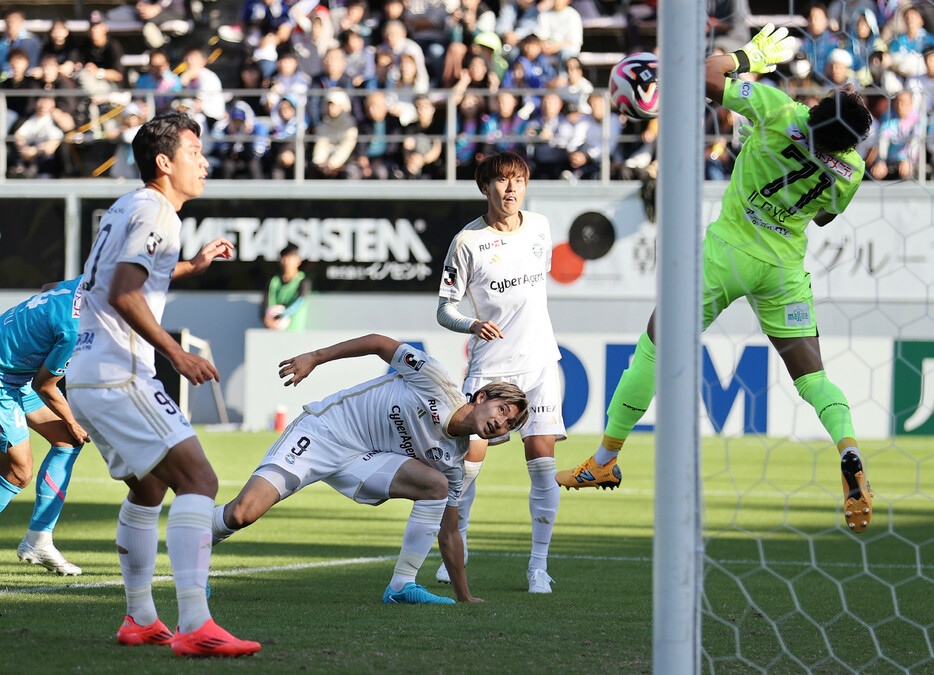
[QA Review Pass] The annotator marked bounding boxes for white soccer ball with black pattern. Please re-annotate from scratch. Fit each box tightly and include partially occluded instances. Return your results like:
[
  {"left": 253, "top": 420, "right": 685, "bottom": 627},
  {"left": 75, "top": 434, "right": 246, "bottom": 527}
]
[{"left": 609, "top": 53, "right": 659, "bottom": 121}]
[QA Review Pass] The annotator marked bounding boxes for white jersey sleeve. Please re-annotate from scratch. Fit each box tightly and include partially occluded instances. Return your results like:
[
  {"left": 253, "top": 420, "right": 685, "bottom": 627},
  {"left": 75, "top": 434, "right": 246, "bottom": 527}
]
[
  {"left": 438, "top": 211, "right": 560, "bottom": 377},
  {"left": 67, "top": 189, "right": 182, "bottom": 386}
]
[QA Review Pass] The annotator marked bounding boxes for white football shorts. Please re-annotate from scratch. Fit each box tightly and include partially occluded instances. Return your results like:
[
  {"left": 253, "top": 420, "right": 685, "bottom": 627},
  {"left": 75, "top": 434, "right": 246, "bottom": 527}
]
[
  {"left": 463, "top": 361, "right": 567, "bottom": 443},
  {"left": 68, "top": 378, "right": 196, "bottom": 480},
  {"left": 253, "top": 411, "right": 411, "bottom": 506}
]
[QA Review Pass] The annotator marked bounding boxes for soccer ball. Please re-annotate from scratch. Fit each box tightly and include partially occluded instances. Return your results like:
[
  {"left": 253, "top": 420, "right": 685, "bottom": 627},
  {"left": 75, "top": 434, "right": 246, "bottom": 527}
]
[{"left": 609, "top": 53, "right": 659, "bottom": 121}]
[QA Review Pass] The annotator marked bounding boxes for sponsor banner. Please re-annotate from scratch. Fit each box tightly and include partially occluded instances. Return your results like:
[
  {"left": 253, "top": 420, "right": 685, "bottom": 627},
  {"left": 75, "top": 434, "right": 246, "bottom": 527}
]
[
  {"left": 81, "top": 198, "right": 484, "bottom": 292},
  {"left": 0, "top": 199, "right": 67, "bottom": 290},
  {"left": 892, "top": 341, "right": 934, "bottom": 435},
  {"left": 243, "top": 329, "right": 893, "bottom": 440}
]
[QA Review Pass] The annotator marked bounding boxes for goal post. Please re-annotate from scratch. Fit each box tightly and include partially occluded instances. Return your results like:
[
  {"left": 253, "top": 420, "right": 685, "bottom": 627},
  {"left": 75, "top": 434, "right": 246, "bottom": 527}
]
[{"left": 653, "top": 2, "right": 705, "bottom": 673}]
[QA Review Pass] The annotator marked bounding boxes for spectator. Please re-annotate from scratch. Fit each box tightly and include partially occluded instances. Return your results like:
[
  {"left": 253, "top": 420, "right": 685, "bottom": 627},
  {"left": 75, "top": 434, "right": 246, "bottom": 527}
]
[
  {"left": 74, "top": 11, "right": 127, "bottom": 126},
  {"left": 237, "top": 60, "right": 269, "bottom": 117},
  {"left": 560, "top": 56, "right": 594, "bottom": 114},
  {"left": 263, "top": 244, "right": 312, "bottom": 331},
  {"left": 10, "top": 96, "right": 64, "bottom": 178},
  {"left": 617, "top": 116, "right": 658, "bottom": 180},
  {"left": 386, "top": 52, "right": 423, "bottom": 123},
  {"left": 330, "top": 0, "right": 372, "bottom": 42},
  {"left": 105, "top": 101, "right": 146, "bottom": 179},
  {"left": 870, "top": 88, "right": 921, "bottom": 180},
  {"left": 537, "top": 0, "right": 584, "bottom": 64},
  {"left": 496, "top": 0, "right": 541, "bottom": 51},
  {"left": 706, "top": 0, "right": 751, "bottom": 54},
  {"left": 212, "top": 102, "right": 271, "bottom": 179},
  {"left": 341, "top": 28, "right": 377, "bottom": 89},
  {"left": 235, "top": 0, "right": 294, "bottom": 78},
  {"left": 380, "top": 20, "right": 430, "bottom": 91},
  {"left": 503, "top": 34, "right": 560, "bottom": 90},
  {"left": 566, "top": 91, "right": 618, "bottom": 180},
  {"left": 179, "top": 47, "right": 226, "bottom": 126},
  {"left": 888, "top": 5, "right": 934, "bottom": 79},
  {"left": 346, "top": 90, "right": 404, "bottom": 179},
  {"left": 824, "top": 47, "right": 857, "bottom": 91},
  {"left": 403, "top": 0, "right": 451, "bottom": 83},
  {"left": 135, "top": 48, "right": 182, "bottom": 115},
  {"left": 453, "top": 53, "right": 500, "bottom": 106},
  {"left": 311, "top": 47, "right": 354, "bottom": 125},
  {"left": 1, "top": 10, "right": 42, "bottom": 74},
  {"left": 803, "top": 3, "right": 842, "bottom": 82},
  {"left": 38, "top": 19, "right": 81, "bottom": 78},
  {"left": 482, "top": 90, "right": 528, "bottom": 157},
  {"left": 373, "top": 47, "right": 395, "bottom": 88},
  {"left": 402, "top": 95, "right": 444, "bottom": 178},
  {"left": 525, "top": 92, "right": 573, "bottom": 178},
  {"left": 1, "top": 48, "right": 40, "bottom": 132},
  {"left": 106, "top": 0, "right": 191, "bottom": 49},
  {"left": 442, "top": 0, "right": 497, "bottom": 86},
  {"left": 827, "top": 0, "right": 879, "bottom": 34},
  {"left": 376, "top": 0, "right": 410, "bottom": 47},
  {"left": 268, "top": 95, "right": 301, "bottom": 179},
  {"left": 289, "top": 6, "right": 331, "bottom": 76},
  {"left": 860, "top": 47, "right": 904, "bottom": 94},
  {"left": 311, "top": 90, "right": 359, "bottom": 177},
  {"left": 34, "top": 52, "right": 82, "bottom": 133},
  {"left": 704, "top": 100, "right": 737, "bottom": 181},
  {"left": 263, "top": 50, "right": 311, "bottom": 113},
  {"left": 847, "top": 8, "right": 885, "bottom": 75},
  {"left": 471, "top": 31, "right": 509, "bottom": 82},
  {"left": 455, "top": 92, "right": 489, "bottom": 178}
]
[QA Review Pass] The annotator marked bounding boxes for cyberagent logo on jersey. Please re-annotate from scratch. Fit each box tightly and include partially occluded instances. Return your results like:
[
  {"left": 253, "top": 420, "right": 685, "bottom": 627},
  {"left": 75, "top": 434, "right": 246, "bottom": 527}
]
[
  {"left": 145, "top": 232, "right": 164, "bottom": 256},
  {"left": 402, "top": 351, "right": 425, "bottom": 371}
]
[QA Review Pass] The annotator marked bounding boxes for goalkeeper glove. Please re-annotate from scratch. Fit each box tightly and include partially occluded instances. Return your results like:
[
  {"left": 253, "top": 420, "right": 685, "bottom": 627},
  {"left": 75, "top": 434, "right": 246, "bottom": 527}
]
[{"left": 729, "top": 23, "right": 795, "bottom": 74}]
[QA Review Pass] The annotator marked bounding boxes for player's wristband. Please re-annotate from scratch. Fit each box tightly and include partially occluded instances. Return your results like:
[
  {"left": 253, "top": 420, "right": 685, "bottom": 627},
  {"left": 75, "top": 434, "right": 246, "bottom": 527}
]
[{"left": 729, "top": 50, "right": 751, "bottom": 74}]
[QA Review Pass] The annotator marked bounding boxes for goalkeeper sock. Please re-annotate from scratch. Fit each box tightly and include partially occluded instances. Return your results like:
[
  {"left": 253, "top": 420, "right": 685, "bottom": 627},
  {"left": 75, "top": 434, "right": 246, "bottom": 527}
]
[
  {"left": 29, "top": 445, "right": 82, "bottom": 532},
  {"left": 793, "top": 371, "right": 856, "bottom": 446},
  {"left": 605, "top": 332, "right": 656, "bottom": 440}
]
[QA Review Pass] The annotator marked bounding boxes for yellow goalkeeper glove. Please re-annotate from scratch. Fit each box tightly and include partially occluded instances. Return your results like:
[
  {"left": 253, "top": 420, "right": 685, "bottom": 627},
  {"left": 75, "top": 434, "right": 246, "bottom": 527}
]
[{"left": 729, "top": 23, "right": 795, "bottom": 74}]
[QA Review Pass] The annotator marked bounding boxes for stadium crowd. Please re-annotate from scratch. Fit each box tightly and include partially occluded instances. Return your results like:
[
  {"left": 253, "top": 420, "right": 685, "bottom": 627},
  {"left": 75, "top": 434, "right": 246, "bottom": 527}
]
[{"left": 1, "top": 0, "right": 933, "bottom": 181}]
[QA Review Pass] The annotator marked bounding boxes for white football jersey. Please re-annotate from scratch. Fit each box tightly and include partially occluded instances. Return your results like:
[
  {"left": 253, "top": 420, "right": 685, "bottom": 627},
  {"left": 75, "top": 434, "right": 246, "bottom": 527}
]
[
  {"left": 68, "top": 189, "right": 181, "bottom": 386},
  {"left": 439, "top": 210, "right": 560, "bottom": 377},
  {"left": 302, "top": 344, "right": 469, "bottom": 495}
]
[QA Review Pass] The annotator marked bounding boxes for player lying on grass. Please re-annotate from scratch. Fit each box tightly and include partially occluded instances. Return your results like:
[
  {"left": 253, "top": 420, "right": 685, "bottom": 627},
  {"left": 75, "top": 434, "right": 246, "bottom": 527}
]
[
  {"left": 557, "top": 25, "right": 875, "bottom": 533},
  {"left": 0, "top": 277, "right": 88, "bottom": 576},
  {"left": 212, "top": 333, "right": 529, "bottom": 604}
]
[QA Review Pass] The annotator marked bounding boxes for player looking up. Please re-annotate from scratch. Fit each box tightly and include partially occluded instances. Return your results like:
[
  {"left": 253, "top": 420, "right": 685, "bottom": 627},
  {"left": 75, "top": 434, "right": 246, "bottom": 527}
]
[
  {"left": 0, "top": 277, "right": 88, "bottom": 576},
  {"left": 434, "top": 151, "right": 564, "bottom": 593},
  {"left": 557, "top": 25, "right": 875, "bottom": 533},
  {"left": 211, "top": 333, "right": 529, "bottom": 605},
  {"left": 66, "top": 113, "right": 261, "bottom": 657}
]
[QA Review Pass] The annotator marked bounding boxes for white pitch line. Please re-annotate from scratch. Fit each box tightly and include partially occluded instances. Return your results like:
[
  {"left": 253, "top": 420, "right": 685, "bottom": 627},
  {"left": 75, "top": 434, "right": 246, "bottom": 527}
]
[{"left": 3, "top": 551, "right": 933, "bottom": 597}]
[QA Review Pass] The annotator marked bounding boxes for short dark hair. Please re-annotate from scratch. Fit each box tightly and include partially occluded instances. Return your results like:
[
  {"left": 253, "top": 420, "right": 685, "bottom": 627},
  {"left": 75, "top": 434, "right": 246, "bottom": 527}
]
[
  {"left": 475, "top": 381, "right": 530, "bottom": 430},
  {"left": 807, "top": 89, "right": 871, "bottom": 153},
  {"left": 280, "top": 243, "right": 300, "bottom": 258},
  {"left": 474, "top": 151, "right": 530, "bottom": 190},
  {"left": 132, "top": 113, "right": 202, "bottom": 184}
]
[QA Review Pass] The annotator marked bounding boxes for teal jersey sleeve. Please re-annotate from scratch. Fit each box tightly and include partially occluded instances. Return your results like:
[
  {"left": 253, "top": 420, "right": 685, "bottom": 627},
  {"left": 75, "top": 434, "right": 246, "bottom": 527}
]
[{"left": 709, "top": 78, "right": 865, "bottom": 268}]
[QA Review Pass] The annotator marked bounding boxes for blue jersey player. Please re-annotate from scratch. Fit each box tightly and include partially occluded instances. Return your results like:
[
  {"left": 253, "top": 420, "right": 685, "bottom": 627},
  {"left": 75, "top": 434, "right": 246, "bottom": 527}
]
[{"left": 0, "top": 277, "right": 89, "bottom": 575}]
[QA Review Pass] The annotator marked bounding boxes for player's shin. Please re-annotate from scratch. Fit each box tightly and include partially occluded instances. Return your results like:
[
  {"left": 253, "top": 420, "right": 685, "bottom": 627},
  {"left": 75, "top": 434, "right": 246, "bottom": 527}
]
[
  {"left": 166, "top": 494, "right": 213, "bottom": 633},
  {"left": 793, "top": 370, "right": 856, "bottom": 446},
  {"left": 389, "top": 498, "right": 447, "bottom": 590},
  {"left": 605, "top": 331, "right": 656, "bottom": 441},
  {"left": 117, "top": 499, "right": 162, "bottom": 626},
  {"left": 28, "top": 445, "right": 82, "bottom": 533},
  {"left": 527, "top": 457, "right": 558, "bottom": 571}
]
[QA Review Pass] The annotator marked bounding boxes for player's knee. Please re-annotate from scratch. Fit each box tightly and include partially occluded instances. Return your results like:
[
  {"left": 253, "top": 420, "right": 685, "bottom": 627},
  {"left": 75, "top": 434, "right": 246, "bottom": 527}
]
[
  {"left": 8, "top": 465, "right": 32, "bottom": 488},
  {"left": 425, "top": 473, "right": 448, "bottom": 501}
]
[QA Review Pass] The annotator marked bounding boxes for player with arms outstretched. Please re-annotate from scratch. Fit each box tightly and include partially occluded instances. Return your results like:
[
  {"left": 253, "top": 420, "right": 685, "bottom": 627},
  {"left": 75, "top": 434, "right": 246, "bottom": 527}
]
[
  {"left": 211, "top": 334, "right": 529, "bottom": 604},
  {"left": 557, "top": 25, "right": 875, "bottom": 533},
  {"left": 435, "top": 152, "right": 565, "bottom": 593},
  {"left": 0, "top": 277, "right": 89, "bottom": 575},
  {"left": 66, "top": 113, "right": 261, "bottom": 656}
]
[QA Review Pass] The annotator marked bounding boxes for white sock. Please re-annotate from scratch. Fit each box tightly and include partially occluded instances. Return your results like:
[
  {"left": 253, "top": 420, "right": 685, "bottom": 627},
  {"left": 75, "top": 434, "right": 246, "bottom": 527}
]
[
  {"left": 24, "top": 529, "right": 53, "bottom": 548},
  {"left": 166, "top": 494, "right": 214, "bottom": 633},
  {"left": 117, "top": 499, "right": 162, "bottom": 626},
  {"left": 594, "top": 445, "right": 619, "bottom": 466},
  {"left": 527, "top": 457, "right": 559, "bottom": 571},
  {"left": 390, "top": 498, "right": 446, "bottom": 591},
  {"left": 211, "top": 503, "right": 236, "bottom": 546}
]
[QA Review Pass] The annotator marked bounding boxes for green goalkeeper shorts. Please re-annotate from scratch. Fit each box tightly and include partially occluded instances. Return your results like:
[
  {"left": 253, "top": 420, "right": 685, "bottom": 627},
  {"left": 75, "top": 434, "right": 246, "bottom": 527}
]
[{"left": 703, "top": 232, "right": 818, "bottom": 338}]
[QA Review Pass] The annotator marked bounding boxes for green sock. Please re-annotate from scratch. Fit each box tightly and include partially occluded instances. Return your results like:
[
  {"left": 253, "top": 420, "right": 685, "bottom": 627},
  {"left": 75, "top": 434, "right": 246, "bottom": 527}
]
[
  {"left": 606, "top": 332, "right": 656, "bottom": 439},
  {"left": 793, "top": 370, "right": 856, "bottom": 445}
]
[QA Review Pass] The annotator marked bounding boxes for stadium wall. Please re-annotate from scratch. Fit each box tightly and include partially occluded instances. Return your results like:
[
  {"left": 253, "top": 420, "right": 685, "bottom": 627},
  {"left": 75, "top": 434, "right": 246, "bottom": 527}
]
[{"left": 1, "top": 181, "right": 931, "bottom": 433}]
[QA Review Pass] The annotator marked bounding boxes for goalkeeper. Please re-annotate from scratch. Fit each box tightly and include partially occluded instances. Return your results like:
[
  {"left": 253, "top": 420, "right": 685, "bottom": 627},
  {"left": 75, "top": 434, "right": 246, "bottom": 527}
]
[{"left": 557, "top": 25, "right": 875, "bottom": 533}]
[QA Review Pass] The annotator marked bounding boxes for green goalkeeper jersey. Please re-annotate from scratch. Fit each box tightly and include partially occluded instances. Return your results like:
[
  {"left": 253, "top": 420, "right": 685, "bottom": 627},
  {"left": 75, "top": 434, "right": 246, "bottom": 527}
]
[{"left": 708, "top": 78, "right": 865, "bottom": 268}]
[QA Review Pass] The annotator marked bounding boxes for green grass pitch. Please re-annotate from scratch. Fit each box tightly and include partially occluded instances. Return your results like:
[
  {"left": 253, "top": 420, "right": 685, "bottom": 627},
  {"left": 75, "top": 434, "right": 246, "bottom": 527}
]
[{"left": 1, "top": 430, "right": 931, "bottom": 673}]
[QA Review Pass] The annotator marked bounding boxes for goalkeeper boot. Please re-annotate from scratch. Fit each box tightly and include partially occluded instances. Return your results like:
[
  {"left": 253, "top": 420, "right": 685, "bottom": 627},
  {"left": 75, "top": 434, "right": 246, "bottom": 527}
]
[
  {"left": 841, "top": 450, "right": 872, "bottom": 532},
  {"left": 17, "top": 538, "right": 82, "bottom": 576},
  {"left": 171, "top": 619, "right": 261, "bottom": 657},
  {"left": 117, "top": 616, "right": 175, "bottom": 646},
  {"left": 383, "top": 582, "right": 455, "bottom": 605},
  {"left": 555, "top": 456, "right": 621, "bottom": 490}
]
